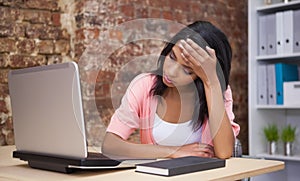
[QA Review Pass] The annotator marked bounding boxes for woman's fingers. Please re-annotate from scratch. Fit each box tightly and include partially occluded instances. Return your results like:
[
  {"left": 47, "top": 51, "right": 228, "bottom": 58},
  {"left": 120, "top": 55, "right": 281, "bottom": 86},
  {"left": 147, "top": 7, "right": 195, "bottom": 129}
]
[
  {"left": 197, "top": 143, "right": 215, "bottom": 157},
  {"left": 205, "top": 45, "right": 217, "bottom": 60},
  {"left": 180, "top": 39, "right": 209, "bottom": 63},
  {"left": 186, "top": 38, "right": 210, "bottom": 59}
]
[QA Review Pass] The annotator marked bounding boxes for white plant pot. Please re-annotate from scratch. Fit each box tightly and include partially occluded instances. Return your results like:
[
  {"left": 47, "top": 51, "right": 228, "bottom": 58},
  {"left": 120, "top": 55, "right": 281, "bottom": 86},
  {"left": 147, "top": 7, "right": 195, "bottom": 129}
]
[
  {"left": 284, "top": 142, "right": 293, "bottom": 156},
  {"left": 268, "top": 141, "right": 277, "bottom": 155}
]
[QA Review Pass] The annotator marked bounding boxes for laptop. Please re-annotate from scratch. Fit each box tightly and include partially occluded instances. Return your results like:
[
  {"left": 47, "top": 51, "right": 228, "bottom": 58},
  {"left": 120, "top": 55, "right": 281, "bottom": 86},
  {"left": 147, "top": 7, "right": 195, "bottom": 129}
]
[{"left": 8, "top": 62, "right": 155, "bottom": 173}]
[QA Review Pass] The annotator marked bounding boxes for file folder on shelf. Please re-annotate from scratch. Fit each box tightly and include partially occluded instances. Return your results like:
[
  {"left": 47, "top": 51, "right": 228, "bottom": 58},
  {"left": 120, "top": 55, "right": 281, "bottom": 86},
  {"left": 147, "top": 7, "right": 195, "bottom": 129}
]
[
  {"left": 283, "top": 10, "right": 294, "bottom": 54},
  {"left": 276, "top": 12, "right": 284, "bottom": 55},
  {"left": 284, "top": 81, "right": 300, "bottom": 106},
  {"left": 266, "top": 13, "right": 277, "bottom": 55},
  {"left": 257, "top": 64, "right": 268, "bottom": 105},
  {"left": 258, "top": 15, "right": 267, "bottom": 56},
  {"left": 275, "top": 63, "right": 298, "bottom": 105},
  {"left": 267, "top": 64, "right": 277, "bottom": 105},
  {"left": 294, "top": 9, "right": 300, "bottom": 53}
]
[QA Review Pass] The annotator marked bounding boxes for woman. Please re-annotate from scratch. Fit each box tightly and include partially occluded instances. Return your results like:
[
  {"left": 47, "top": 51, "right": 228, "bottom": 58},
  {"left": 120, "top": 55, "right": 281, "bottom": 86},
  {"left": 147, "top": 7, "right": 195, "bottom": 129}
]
[{"left": 101, "top": 21, "right": 240, "bottom": 159}]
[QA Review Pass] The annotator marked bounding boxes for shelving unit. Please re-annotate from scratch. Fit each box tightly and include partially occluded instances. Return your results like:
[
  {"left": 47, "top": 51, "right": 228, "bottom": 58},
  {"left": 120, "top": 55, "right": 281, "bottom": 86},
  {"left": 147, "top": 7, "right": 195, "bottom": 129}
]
[{"left": 248, "top": 0, "right": 300, "bottom": 180}]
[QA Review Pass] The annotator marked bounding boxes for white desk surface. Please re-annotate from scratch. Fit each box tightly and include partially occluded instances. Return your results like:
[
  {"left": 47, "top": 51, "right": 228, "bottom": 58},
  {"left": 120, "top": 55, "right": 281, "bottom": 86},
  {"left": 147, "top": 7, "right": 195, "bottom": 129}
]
[{"left": 0, "top": 145, "right": 284, "bottom": 181}]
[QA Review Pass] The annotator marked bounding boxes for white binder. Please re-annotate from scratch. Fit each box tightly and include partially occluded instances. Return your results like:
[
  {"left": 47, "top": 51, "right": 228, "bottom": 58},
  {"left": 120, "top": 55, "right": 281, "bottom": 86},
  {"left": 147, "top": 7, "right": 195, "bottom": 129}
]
[
  {"left": 257, "top": 64, "right": 268, "bottom": 105},
  {"left": 258, "top": 15, "right": 267, "bottom": 56},
  {"left": 266, "top": 13, "right": 277, "bottom": 55},
  {"left": 267, "top": 64, "right": 277, "bottom": 105},
  {"left": 276, "top": 12, "right": 284, "bottom": 55},
  {"left": 283, "top": 10, "right": 294, "bottom": 54},
  {"left": 293, "top": 9, "right": 300, "bottom": 52}
]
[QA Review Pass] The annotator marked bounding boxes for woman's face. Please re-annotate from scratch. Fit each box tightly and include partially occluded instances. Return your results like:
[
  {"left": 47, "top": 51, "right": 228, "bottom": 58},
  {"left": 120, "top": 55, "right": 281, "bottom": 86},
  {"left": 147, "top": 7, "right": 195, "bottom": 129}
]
[{"left": 162, "top": 42, "right": 198, "bottom": 88}]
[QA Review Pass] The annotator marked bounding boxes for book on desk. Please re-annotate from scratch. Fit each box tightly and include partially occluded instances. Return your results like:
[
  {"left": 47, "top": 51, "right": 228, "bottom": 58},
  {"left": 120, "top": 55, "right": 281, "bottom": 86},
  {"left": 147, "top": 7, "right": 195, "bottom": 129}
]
[{"left": 135, "top": 156, "right": 225, "bottom": 176}]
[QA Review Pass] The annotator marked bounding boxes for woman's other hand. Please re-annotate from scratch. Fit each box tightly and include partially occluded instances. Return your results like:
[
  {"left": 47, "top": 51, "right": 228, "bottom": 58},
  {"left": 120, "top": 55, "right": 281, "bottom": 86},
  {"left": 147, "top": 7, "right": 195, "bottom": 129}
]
[{"left": 170, "top": 142, "right": 215, "bottom": 158}]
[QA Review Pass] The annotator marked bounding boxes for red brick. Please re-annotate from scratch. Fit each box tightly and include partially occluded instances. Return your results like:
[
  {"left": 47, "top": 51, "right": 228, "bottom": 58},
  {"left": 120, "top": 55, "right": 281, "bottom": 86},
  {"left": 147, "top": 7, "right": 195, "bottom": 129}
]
[
  {"left": 120, "top": 4, "right": 134, "bottom": 17},
  {"left": 0, "top": 99, "right": 8, "bottom": 113},
  {"left": 24, "top": 0, "right": 59, "bottom": 11},
  {"left": 109, "top": 29, "right": 123, "bottom": 41},
  {"left": 37, "top": 40, "right": 54, "bottom": 54},
  {"left": 9, "top": 54, "right": 46, "bottom": 68},
  {"left": 46, "top": 55, "right": 63, "bottom": 64},
  {"left": 54, "top": 40, "right": 70, "bottom": 54},
  {"left": 51, "top": 12, "right": 61, "bottom": 26},
  {"left": 14, "top": 23, "right": 26, "bottom": 37},
  {"left": 0, "top": 7, "right": 20, "bottom": 21},
  {"left": 81, "top": 70, "right": 115, "bottom": 84},
  {"left": 40, "top": 26, "right": 61, "bottom": 40},
  {"left": 169, "top": 0, "right": 191, "bottom": 12},
  {"left": 0, "top": 38, "right": 16, "bottom": 53},
  {"left": 162, "top": 10, "right": 173, "bottom": 20},
  {"left": 0, "top": 54, "right": 9, "bottom": 68},
  {"left": 25, "top": 24, "right": 44, "bottom": 39},
  {"left": 150, "top": 8, "right": 161, "bottom": 19},
  {"left": 136, "top": 7, "right": 148, "bottom": 18},
  {"left": 22, "top": 9, "right": 52, "bottom": 24},
  {"left": 16, "top": 38, "right": 36, "bottom": 54},
  {"left": 0, "top": 23, "right": 15, "bottom": 37},
  {"left": 0, "top": 69, "right": 9, "bottom": 83},
  {"left": 1, "top": 0, "right": 25, "bottom": 8},
  {"left": 94, "top": 83, "right": 111, "bottom": 98}
]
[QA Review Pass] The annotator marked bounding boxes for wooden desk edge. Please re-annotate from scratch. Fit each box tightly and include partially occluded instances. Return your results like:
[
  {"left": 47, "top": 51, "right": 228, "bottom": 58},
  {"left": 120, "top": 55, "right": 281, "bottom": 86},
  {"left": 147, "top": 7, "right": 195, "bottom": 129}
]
[{"left": 214, "top": 159, "right": 285, "bottom": 181}]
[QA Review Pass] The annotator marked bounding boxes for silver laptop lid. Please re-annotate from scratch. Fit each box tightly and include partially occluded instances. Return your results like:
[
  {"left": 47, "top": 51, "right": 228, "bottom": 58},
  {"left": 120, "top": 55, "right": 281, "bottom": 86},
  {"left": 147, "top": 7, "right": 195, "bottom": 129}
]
[{"left": 8, "top": 62, "right": 88, "bottom": 158}]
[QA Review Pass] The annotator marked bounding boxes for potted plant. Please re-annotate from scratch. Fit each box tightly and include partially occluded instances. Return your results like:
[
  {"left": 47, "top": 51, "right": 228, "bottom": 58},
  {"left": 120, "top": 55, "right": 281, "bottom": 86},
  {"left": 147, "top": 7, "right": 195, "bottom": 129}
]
[
  {"left": 281, "top": 124, "right": 297, "bottom": 156},
  {"left": 263, "top": 124, "right": 279, "bottom": 155}
]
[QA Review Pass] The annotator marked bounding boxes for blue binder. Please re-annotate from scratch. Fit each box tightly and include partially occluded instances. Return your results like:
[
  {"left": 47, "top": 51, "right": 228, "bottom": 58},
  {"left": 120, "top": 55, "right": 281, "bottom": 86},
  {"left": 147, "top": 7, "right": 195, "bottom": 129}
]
[{"left": 275, "top": 63, "right": 299, "bottom": 104}]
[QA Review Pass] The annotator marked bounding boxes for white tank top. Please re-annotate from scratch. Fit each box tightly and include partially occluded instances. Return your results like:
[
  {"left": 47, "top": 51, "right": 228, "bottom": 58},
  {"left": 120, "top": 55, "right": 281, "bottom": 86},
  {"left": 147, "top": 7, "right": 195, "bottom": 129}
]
[{"left": 152, "top": 113, "right": 202, "bottom": 146}]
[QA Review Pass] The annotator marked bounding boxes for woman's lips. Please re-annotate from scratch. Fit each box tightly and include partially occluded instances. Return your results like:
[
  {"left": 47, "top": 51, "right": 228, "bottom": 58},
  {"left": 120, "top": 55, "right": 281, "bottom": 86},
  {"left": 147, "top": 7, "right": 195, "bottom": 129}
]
[{"left": 164, "top": 74, "right": 173, "bottom": 84}]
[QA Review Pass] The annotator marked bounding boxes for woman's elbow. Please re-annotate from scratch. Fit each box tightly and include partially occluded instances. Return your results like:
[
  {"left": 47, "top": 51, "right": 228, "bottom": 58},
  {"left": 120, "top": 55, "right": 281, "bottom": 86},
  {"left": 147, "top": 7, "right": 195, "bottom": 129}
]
[
  {"left": 215, "top": 147, "right": 233, "bottom": 159},
  {"left": 101, "top": 135, "right": 109, "bottom": 155}
]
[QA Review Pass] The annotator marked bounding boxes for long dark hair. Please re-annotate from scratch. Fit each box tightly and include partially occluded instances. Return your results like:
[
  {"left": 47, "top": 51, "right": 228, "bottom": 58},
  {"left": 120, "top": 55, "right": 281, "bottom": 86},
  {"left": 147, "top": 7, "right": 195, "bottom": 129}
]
[{"left": 150, "top": 21, "right": 232, "bottom": 131}]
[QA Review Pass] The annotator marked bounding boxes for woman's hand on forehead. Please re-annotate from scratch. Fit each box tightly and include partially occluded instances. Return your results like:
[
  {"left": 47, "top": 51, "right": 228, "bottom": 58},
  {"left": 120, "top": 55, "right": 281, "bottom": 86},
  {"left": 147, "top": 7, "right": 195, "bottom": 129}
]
[{"left": 178, "top": 39, "right": 219, "bottom": 85}]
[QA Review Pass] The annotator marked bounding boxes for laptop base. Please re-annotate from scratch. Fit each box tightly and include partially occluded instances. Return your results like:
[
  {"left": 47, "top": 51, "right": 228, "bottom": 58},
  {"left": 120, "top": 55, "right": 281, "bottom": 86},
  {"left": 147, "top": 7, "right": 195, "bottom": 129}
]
[
  {"left": 13, "top": 150, "right": 121, "bottom": 173},
  {"left": 28, "top": 160, "right": 74, "bottom": 173}
]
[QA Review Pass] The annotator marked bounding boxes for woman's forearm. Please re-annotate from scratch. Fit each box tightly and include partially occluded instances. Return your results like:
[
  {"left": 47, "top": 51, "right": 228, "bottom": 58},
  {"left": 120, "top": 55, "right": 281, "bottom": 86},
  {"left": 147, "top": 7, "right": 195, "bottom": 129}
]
[
  {"left": 204, "top": 81, "right": 234, "bottom": 159},
  {"left": 101, "top": 132, "right": 175, "bottom": 159},
  {"left": 101, "top": 132, "right": 216, "bottom": 159}
]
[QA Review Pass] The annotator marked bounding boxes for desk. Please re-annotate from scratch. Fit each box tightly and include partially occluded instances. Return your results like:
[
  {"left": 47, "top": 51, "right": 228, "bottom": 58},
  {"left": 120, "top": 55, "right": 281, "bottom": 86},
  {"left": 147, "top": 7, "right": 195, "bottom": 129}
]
[{"left": 0, "top": 146, "right": 284, "bottom": 181}]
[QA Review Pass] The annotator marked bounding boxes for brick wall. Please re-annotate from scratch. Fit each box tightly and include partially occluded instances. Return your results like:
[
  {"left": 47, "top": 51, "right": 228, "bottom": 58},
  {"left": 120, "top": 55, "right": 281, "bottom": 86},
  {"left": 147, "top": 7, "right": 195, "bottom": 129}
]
[
  {"left": 0, "top": 0, "right": 248, "bottom": 154},
  {"left": 0, "top": 0, "right": 74, "bottom": 145}
]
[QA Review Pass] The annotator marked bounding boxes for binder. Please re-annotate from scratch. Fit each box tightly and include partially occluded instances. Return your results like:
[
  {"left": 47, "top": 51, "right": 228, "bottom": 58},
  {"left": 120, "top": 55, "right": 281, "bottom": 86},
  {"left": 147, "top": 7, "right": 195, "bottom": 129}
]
[
  {"left": 282, "top": 10, "right": 294, "bottom": 54},
  {"left": 293, "top": 9, "right": 300, "bottom": 52},
  {"left": 298, "top": 65, "right": 300, "bottom": 80},
  {"left": 258, "top": 15, "right": 267, "bottom": 56},
  {"left": 276, "top": 12, "right": 284, "bottom": 55},
  {"left": 257, "top": 64, "right": 268, "bottom": 105},
  {"left": 284, "top": 81, "right": 300, "bottom": 106},
  {"left": 275, "top": 63, "right": 299, "bottom": 105},
  {"left": 266, "top": 13, "right": 277, "bottom": 55},
  {"left": 267, "top": 64, "right": 276, "bottom": 105}
]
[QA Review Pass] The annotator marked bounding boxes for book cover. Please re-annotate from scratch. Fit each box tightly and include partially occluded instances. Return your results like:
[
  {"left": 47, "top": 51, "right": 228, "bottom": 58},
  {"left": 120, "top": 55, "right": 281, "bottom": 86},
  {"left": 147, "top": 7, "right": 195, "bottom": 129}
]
[
  {"left": 275, "top": 63, "right": 298, "bottom": 104},
  {"left": 135, "top": 156, "right": 225, "bottom": 177}
]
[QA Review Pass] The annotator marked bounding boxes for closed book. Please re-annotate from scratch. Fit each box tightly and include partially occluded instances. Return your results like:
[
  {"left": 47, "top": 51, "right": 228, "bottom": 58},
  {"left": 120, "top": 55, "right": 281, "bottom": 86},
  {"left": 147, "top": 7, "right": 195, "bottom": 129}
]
[{"left": 135, "top": 156, "right": 225, "bottom": 176}]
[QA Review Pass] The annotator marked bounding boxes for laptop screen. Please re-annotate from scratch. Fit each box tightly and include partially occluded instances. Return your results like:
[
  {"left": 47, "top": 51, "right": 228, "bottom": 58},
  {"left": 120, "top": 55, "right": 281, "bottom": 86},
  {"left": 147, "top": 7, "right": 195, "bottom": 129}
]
[{"left": 8, "top": 62, "right": 88, "bottom": 158}]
